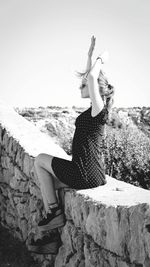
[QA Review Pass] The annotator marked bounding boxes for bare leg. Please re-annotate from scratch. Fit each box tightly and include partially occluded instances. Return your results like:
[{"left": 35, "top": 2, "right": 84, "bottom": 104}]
[
  {"left": 35, "top": 163, "right": 57, "bottom": 205},
  {"left": 34, "top": 153, "right": 68, "bottom": 212},
  {"left": 40, "top": 184, "right": 49, "bottom": 213}
]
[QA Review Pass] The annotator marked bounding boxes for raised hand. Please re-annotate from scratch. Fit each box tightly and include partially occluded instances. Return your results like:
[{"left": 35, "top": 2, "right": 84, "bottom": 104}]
[
  {"left": 89, "top": 50, "right": 109, "bottom": 78},
  {"left": 88, "top": 36, "right": 96, "bottom": 58},
  {"left": 97, "top": 51, "right": 109, "bottom": 64}
]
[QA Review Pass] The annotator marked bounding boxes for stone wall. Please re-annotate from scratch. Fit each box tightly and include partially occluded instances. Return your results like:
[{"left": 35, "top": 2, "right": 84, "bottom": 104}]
[{"left": 0, "top": 103, "right": 150, "bottom": 267}]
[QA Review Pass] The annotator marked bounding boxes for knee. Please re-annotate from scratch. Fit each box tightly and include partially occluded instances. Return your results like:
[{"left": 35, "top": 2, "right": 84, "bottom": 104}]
[
  {"left": 34, "top": 153, "right": 54, "bottom": 174},
  {"left": 34, "top": 153, "right": 45, "bottom": 168}
]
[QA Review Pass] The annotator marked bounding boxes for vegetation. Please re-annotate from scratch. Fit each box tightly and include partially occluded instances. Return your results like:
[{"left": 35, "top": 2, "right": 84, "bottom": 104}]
[{"left": 103, "top": 124, "right": 150, "bottom": 189}]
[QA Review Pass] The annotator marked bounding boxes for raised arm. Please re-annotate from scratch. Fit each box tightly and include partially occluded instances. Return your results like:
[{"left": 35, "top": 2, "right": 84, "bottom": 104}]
[
  {"left": 80, "top": 37, "right": 111, "bottom": 117},
  {"left": 82, "top": 36, "right": 104, "bottom": 117},
  {"left": 87, "top": 57, "right": 104, "bottom": 117},
  {"left": 85, "top": 36, "right": 96, "bottom": 75}
]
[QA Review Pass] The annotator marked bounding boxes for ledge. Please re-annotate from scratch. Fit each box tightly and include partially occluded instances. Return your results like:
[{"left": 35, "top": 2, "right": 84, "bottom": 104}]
[
  {"left": 64, "top": 179, "right": 150, "bottom": 264},
  {"left": 0, "top": 101, "right": 69, "bottom": 159}
]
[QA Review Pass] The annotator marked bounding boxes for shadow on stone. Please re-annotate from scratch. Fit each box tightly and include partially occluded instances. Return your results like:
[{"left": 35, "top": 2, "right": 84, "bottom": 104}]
[{"left": 0, "top": 224, "right": 40, "bottom": 267}]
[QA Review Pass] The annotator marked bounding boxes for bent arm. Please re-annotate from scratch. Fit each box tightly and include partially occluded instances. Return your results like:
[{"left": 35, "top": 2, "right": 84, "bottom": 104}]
[{"left": 87, "top": 58, "right": 104, "bottom": 117}]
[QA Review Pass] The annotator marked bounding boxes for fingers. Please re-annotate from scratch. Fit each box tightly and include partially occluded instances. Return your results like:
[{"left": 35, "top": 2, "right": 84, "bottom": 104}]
[
  {"left": 90, "top": 36, "right": 96, "bottom": 50},
  {"left": 91, "top": 35, "right": 96, "bottom": 46}
]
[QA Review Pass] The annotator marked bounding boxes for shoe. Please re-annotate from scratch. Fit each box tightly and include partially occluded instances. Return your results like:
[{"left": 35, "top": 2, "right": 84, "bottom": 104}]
[
  {"left": 38, "top": 208, "right": 65, "bottom": 231},
  {"left": 28, "top": 233, "right": 61, "bottom": 254}
]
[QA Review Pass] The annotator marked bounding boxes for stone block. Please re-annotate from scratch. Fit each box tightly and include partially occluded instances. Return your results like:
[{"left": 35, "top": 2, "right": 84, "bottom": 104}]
[
  {"left": 18, "top": 218, "right": 28, "bottom": 240},
  {"left": 9, "top": 176, "right": 20, "bottom": 189},
  {"left": 0, "top": 183, "right": 9, "bottom": 197},
  {"left": 2, "top": 131, "right": 9, "bottom": 147},
  {"left": 56, "top": 221, "right": 131, "bottom": 267},
  {"left": 1, "top": 155, "right": 8, "bottom": 169},
  {"left": 31, "top": 254, "right": 55, "bottom": 267},
  {"left": 13, "top": 196, "right": 23, "bottom": 204},
  {"left": 64, "top": 177, "right": 150, "bottom": 265},
  {"left": 16, "top": 202, "right": 30, "bottom": 219},
  {"left": 14, "top": 230, "right": 23, "bottom": 241},
  {"left": 55, "top": 221, "right": 84, "bottom": 267},
  {"left": 29, "top": 182, "right": 41, "bottom": 197},
  {"left": 16, "top": 146, "right": 25, "bottom": 169},
  {"left": 1, "top": 168, "right": 14, "bottom": 184},
  {"left": 13, "top": 193, "right": 30, "bottom": 205},
  {"left": 6, "top": 200, "right": 16, "bottom": 213},
  {"left": 23, "top": 153, "right": 34, "bottom": 177},
  {"left": 0, "top": 193, "right": 5, "bottom": 206},
  {"left": 8, "top": 191, "right": 16, "bottom": 209},
  {"left": 83, "top": 235, "right": 132, "bottom": 267},
  {"left": 14, "top": 166, "right": 27, "bottom": 181},
  {"left": 0, "top": 194, "right": 7, "bottom": 220},
  {"left": 28, "top": 210, "right": 41, "bottom": 231},
  {"left": 10, "top": 175, "right": 29, "bottom": 192},
  {"left": 29, "top": 196, "right": 43, "bottom": 213},
  {"left": 5, "top": 213, "right": 16, "bottom": 228},
  {"left": 65, "top": 190, "right": 90, "bottom": 230},
  {"left": 19, "top": 180, "right": 29, "bottom": 193},
  {"left": 9, "top": 138, "right": 19, "bottom": 160},
  {"left": 7, "top": 136, "right": 14, "bottom": 155},
  {"left": 127, "top": 204, "right": 150, "bottom": 264},
  {"left": 0, "top": 209, "right": 6, "bottom": 223}
]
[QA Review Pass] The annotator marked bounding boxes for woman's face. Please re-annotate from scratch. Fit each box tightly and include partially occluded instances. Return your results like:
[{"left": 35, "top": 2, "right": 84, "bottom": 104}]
[{"left": 79, "top": 78, "right": 89, "bottom": 98}]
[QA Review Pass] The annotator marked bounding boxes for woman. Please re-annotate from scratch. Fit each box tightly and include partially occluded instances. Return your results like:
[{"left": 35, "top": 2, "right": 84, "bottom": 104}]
[{"left": 29, "top": 36, "right": 114, "bottom": 253}]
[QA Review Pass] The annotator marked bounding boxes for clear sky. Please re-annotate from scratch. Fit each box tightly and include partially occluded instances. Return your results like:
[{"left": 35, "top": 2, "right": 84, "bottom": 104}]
[{"left": 0, "top": 0, "right": 150, "bottom": 108}]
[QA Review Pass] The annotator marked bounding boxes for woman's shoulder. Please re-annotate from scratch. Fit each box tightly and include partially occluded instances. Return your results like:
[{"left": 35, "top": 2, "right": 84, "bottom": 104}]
[
  {"left": 89, "top": 105, "right": 109, "bottom": 125},
  {"left": 75, "top": 107, "right": 91, "bottom": 125}
]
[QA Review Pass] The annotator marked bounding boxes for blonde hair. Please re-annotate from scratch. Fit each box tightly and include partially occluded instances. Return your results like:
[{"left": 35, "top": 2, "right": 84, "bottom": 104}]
[
  {"left": 77, "top": 69, "right": 115, "bottom": 110},
  {"left": 98, "top": 70, "right": 114, "bottom": 110}
]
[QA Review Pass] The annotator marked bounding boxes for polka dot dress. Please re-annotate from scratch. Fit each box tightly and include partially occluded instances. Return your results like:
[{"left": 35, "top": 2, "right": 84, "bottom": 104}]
[{"left": 52, "top": 106, "right": 108, "bottom": 189}]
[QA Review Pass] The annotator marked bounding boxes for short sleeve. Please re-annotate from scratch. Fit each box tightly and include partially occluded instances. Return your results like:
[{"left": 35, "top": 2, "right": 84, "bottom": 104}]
[{"left": 91, "top": 107, "right": 109, "bottom": 125}]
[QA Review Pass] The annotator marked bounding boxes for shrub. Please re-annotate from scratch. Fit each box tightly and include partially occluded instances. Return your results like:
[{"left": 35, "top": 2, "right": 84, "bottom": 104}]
[
  {"left": 46, "top": 115, "right": 75, "bottom": 155},
  {"left": 103, "top": 124, "right": 150, "bottom": 189}
]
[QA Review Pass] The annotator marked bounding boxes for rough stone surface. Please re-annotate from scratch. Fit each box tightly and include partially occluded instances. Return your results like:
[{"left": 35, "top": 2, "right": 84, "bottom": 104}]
[{"left": 0, "top": 103, "right": 150, "bottom": 267}]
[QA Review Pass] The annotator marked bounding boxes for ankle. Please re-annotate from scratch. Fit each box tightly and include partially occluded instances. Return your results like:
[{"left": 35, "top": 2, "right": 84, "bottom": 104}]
[{"left": 47, "top": 202, "right": 60, "bottom": 214}]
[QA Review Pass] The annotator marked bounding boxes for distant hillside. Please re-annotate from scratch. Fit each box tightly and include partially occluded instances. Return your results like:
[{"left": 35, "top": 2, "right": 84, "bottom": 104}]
[
  {"left": 16, "top": 105, "right": 150, "bottom": 140},
  {"left": 115, "top": 107, "right": 150, "bottom": 138},
  {"left": 15, "top": 106, "right": 84, "bottom": 154}
]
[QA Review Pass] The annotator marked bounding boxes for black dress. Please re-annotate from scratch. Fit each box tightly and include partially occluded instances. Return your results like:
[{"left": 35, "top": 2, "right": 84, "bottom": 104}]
[{"left": 51, "top": 106, "right": 108, "bottom": 189}]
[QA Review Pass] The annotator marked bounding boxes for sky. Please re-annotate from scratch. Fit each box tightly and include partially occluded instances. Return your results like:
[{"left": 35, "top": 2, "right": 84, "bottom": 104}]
[{"left": 0, "top": 0, "right": 150, "bottom": 108}]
